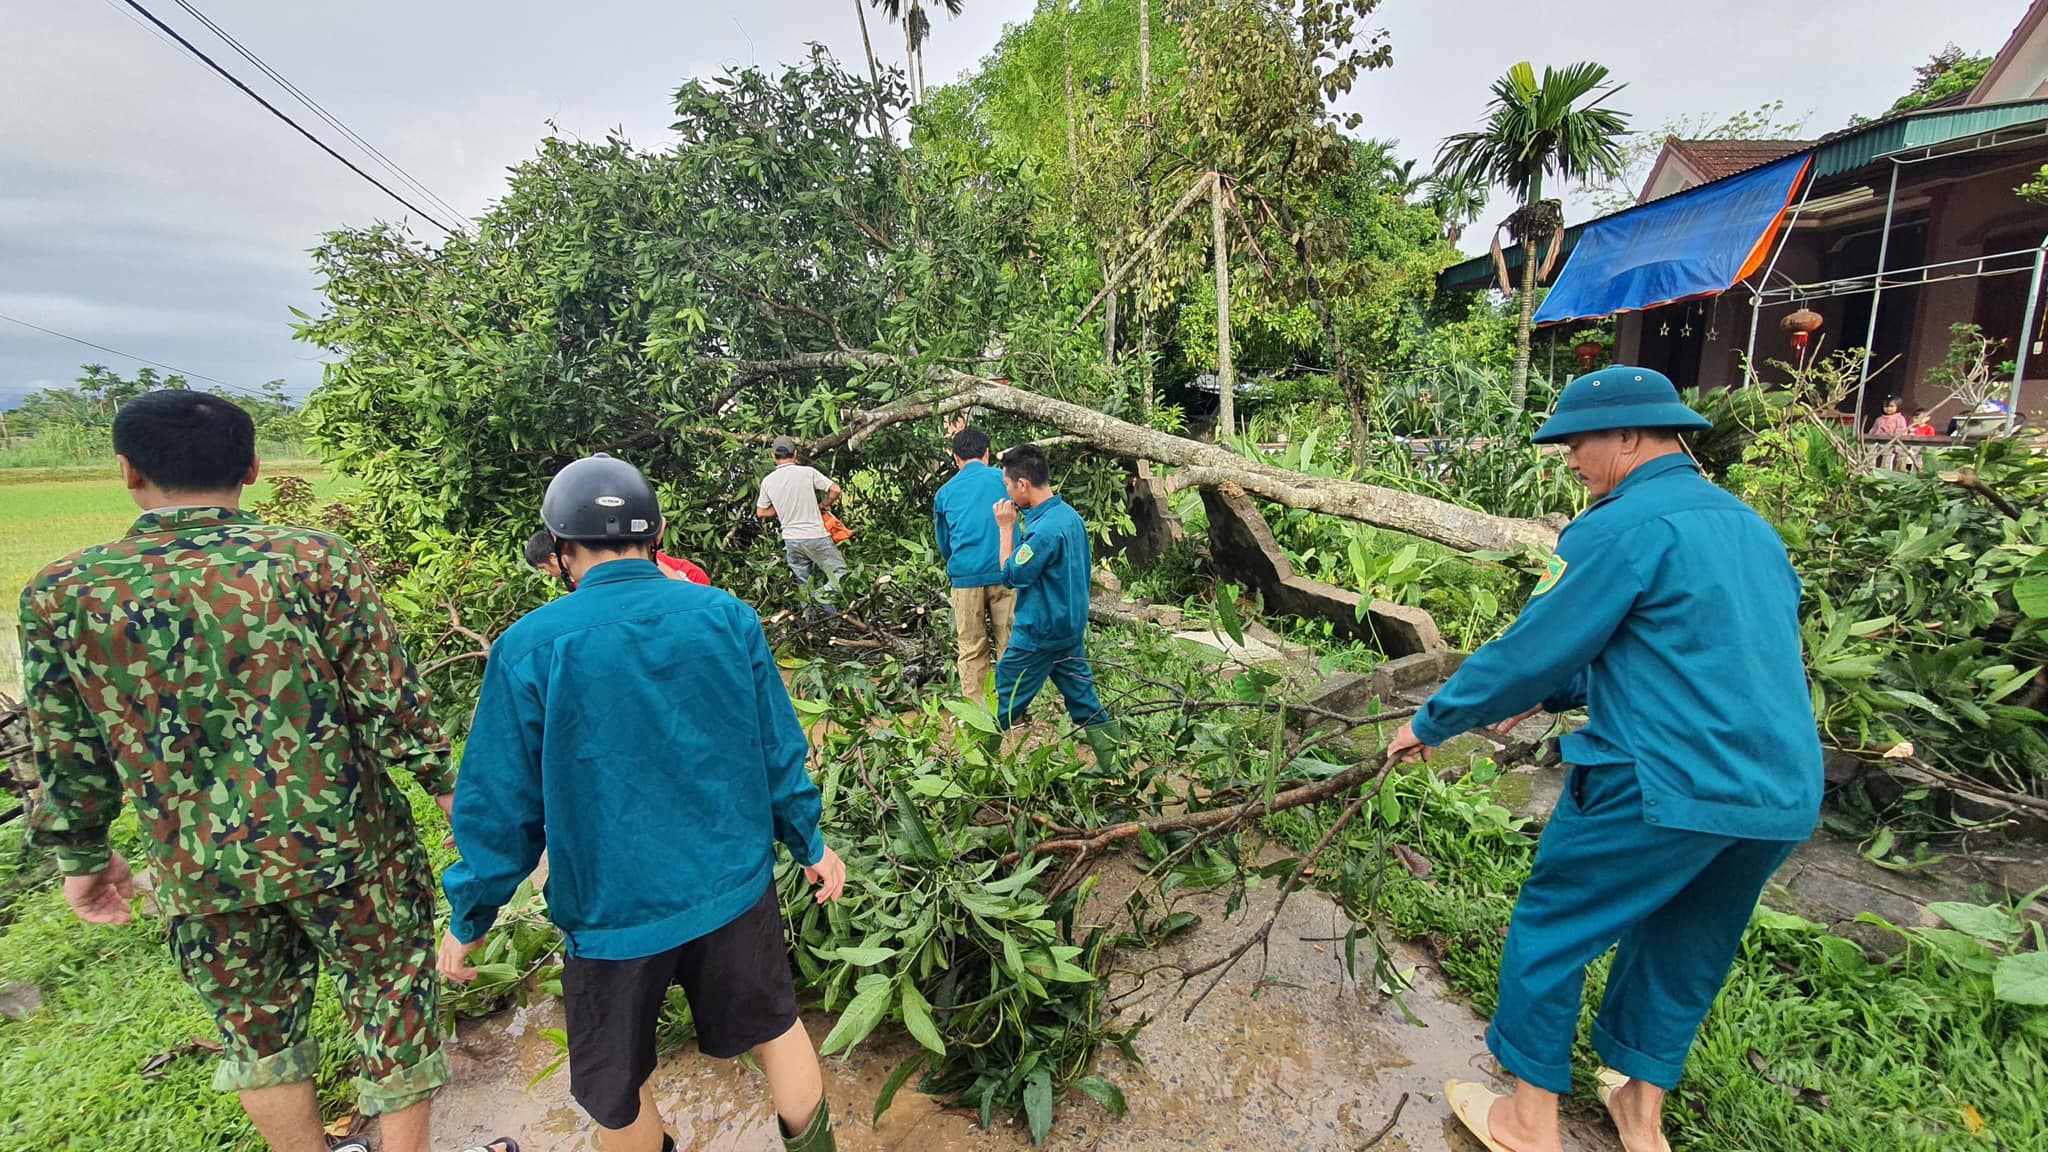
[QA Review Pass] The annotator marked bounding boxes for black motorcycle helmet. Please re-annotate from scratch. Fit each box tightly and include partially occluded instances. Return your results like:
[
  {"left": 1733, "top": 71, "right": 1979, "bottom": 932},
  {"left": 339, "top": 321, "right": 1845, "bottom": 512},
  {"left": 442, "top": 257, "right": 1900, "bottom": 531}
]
[{"left": 539, "top": 454, "right": 661, "bottom": 588}]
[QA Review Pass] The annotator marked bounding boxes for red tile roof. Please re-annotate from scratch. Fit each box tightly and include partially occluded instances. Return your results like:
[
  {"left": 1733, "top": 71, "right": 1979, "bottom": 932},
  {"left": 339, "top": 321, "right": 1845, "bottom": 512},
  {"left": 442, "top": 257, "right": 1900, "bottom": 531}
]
[{"left": 1666, "top": 138, "right": 1815, "bottom": 182}]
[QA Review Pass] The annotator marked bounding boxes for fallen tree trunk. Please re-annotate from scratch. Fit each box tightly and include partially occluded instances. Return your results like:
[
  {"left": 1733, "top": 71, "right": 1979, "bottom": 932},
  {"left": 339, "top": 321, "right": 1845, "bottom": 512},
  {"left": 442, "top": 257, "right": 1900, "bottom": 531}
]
[{"left": 734, "top": 352, "right": 1559, "bottom": 555}]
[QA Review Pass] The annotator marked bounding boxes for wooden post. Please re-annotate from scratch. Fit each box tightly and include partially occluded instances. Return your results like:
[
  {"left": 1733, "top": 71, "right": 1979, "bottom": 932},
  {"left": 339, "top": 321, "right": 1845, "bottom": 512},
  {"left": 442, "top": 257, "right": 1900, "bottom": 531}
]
[{"left": 1211, "top": 173, "right": 1235, "bottom": 439}]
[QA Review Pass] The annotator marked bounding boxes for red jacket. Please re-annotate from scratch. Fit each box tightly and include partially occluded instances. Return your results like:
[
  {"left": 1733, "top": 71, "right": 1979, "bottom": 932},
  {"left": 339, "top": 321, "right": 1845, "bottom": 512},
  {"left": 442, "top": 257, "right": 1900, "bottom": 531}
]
[{"left": 655, "top": 552, "right": 711, "bottom": 585}]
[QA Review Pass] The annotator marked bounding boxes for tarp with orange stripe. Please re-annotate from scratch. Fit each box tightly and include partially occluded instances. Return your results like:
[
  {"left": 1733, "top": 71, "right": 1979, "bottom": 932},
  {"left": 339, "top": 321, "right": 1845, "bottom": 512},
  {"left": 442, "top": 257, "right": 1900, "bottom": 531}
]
[{"left": 1532, "top": 154, "right": 1811, "bottom": 326}]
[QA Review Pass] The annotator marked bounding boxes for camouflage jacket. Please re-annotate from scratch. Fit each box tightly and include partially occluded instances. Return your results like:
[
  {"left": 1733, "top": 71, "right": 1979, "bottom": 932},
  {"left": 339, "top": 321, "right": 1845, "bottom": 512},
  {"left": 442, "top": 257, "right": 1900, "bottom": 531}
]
[{"left": 18, "top": 507, "right": 454, "bottom": 917}]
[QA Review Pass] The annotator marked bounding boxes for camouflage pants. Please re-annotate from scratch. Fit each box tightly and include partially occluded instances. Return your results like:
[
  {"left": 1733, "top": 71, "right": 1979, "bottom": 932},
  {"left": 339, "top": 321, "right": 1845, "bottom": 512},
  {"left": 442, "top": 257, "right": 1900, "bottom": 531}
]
[{"left": 168, "top": 851, "right": 449, "bottom": 1115}]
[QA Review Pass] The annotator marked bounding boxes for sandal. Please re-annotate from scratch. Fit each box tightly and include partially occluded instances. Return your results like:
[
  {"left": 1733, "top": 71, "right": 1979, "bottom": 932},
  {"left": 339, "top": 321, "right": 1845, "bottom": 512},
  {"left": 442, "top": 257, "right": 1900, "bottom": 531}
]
[
  {"left": 1445, "top": 1079, "right": 1518, "bottom": 1152},
  {"left": 1594, "top": 1068, "right": 1672, "bottom": 1152},
  {"left": 457, "top": 1140, "right": 521, "bottom": 1152}
]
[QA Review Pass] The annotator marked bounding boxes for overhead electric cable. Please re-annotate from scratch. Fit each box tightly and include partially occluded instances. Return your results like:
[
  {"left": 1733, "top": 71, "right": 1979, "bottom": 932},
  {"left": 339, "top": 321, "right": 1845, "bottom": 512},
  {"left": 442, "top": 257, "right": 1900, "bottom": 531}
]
[
  {"left": 115, "top": 0, "right": 459, "bottom": 234},
  {"left": 166, "top": 0, "right": 472, "bottom": 229},
  {"left": 0, "top": 311, "right": 273, "bottom": 399}
]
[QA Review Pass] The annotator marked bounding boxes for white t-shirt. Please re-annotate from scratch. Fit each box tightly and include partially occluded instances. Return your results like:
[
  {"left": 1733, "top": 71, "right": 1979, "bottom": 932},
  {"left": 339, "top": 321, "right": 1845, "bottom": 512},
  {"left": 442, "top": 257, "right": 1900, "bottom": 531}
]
[{"left": 757, "top": 463, "right": 835, "bottom": 541}]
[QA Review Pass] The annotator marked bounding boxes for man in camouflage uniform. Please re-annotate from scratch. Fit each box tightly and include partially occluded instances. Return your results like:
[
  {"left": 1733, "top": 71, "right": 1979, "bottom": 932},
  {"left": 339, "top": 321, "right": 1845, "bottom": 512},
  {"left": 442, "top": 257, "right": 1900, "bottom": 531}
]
[{"left": 18, "top": 390, "right": 496, "bottom": 1152}]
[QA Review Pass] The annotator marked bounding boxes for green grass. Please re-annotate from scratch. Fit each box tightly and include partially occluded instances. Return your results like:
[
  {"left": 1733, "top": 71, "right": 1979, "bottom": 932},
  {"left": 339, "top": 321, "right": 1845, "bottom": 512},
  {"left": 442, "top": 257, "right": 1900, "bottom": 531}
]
[
  {"left": 1271, "top": 766, "right": 2048, "bottom": 1152},
  {"left": 0, "top": 466, "right": 354, "bottom": 696},
  {"left": 0, "top": 788, "right": 456, "bottom": 1151}
]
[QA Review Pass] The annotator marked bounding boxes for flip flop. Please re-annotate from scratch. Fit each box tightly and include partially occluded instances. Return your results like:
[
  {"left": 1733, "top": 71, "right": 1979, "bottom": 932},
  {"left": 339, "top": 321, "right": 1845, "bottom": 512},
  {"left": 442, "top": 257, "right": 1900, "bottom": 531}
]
[
  {"left": 1445, "top": 1079, "right": 1518, "bottom": 1152},
  {"left": 1594, "top": 1066, "right": 1629, "bottom": 1110}
]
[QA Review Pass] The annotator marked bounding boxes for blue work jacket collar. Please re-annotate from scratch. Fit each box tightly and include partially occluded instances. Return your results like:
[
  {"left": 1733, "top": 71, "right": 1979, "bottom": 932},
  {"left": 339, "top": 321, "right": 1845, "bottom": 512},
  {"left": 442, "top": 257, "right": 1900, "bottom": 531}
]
[
  {"left": 1586, "top": 453, "right": 1697, "bottom": 514},
  {"left": 573, "top": 557, "right": 665, "bottom": 587},
  {"left": 1026, "top": 494, "right": 1068, "bottom": 523}
]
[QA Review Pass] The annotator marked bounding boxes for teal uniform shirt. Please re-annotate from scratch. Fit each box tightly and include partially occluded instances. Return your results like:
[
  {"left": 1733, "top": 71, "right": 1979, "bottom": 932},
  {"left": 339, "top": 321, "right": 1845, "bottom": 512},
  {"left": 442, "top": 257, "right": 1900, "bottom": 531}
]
[
  {"left": 1002, "top": 494, "right": 1092, "bottom": 651},
  {"left": 1413, "top": 454, "right": 1822, "bottom": 842},
  {"left": 443, "top": 559, "right": 824, "bottom": 960},
  {"left": 933, "top": 461, "right": 1012, "bottom": 588}
]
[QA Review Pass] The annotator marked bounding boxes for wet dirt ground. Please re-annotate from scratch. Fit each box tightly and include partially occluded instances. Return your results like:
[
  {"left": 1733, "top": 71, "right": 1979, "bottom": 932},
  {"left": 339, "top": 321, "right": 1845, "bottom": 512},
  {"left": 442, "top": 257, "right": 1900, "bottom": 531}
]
[{"left": 430, "top": 862, "right": 1619, "bottom": 1152}]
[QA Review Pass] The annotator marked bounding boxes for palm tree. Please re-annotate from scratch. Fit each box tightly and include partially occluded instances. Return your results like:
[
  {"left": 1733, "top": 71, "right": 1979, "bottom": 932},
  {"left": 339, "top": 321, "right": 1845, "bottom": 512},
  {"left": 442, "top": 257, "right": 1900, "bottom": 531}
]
[
  {"left": 1435, "top": 62, "right": 1629, "bottom": 407},
  {"left": 1422, "top": 174, "right": 1486, "bottom": 246},
  {"left": 871, "top": 0, "right": 964, "bottom": 106}
]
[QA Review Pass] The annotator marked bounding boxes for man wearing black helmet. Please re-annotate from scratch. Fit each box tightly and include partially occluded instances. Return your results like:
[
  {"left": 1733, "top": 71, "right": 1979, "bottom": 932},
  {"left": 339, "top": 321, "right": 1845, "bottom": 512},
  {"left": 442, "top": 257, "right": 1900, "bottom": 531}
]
[{"left": 442, "top": 453, "right": 846, "bottom": 1152}]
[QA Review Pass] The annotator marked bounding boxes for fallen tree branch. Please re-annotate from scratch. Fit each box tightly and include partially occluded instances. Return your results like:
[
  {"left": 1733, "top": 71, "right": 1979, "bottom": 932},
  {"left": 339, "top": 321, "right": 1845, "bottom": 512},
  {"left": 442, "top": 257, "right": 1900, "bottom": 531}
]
[
  {"left": 1177, "top": 768, "right": 1384, "bottom": 1020},
  {"left": 1939, "top": 466, "right": 2023, "bottom": 521},
  {"left": 731, "top": 351, "right": 1557, "bottom": 554}
]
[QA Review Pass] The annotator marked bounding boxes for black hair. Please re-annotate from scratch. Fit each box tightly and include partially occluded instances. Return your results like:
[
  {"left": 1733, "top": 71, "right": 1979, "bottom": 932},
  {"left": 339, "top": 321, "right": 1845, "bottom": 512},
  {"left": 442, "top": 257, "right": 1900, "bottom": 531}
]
[
  {"left": 111, "top": 390, "right": 256, "bottom": 492},
  {"left": 523, "top": 529, "right": 556, "bottom": 568},
  {"left": 1000, "top": 442, "right": 1051, "bottom": 488},
  {"left": 951, "top": 427, "right": 991, "bottom": 461}
]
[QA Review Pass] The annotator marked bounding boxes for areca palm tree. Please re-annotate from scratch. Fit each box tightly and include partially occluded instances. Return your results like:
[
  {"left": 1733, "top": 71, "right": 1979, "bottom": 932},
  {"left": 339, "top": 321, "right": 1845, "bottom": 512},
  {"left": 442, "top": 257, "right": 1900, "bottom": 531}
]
[
  {"left": 1435, "top": 61, "right": 1629, "bottom": 408},
  {"left": 871, "top": 0, "right": 965, "bottom": 106},
  {"left": 1422, "top": 174, "right": 1486, "bottom": 246}
]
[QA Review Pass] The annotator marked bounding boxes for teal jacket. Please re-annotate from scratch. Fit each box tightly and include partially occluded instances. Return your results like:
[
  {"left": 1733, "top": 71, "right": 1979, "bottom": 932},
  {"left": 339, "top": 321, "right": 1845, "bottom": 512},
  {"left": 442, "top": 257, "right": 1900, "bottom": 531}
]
[
  {"left": 933, "top": 461, "right": 1011, "bottom": 588},
  {"left": 1002, "top": 494, "right": 1092, "bottom": 651},
  {"left": 1413, "top": 455, "right": 1822, "bottom": 842},
  {"left": 443, "top": 560, "right": 824, "bottom": 959}
]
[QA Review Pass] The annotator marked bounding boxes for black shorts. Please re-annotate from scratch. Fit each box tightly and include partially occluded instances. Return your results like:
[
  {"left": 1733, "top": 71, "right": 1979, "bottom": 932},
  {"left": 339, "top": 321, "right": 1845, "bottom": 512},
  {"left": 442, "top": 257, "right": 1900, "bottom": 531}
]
[{"left": 562, "top": 885, "right": 799, "bottom": 1129}]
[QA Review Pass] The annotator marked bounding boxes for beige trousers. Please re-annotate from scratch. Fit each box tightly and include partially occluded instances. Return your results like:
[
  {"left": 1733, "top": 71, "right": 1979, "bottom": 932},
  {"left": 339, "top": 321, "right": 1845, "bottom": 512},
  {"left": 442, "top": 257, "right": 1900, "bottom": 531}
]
[{"left": 950, "top": 584, "right": 1017, "bottom": 702}]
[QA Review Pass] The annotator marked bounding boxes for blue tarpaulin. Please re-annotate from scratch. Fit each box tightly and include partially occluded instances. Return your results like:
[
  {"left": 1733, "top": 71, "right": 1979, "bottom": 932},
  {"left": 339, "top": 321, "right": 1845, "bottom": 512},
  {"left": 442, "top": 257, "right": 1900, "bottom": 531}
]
[{"left": 1533, "top": 154, "right": 1810, "bottom": 325}]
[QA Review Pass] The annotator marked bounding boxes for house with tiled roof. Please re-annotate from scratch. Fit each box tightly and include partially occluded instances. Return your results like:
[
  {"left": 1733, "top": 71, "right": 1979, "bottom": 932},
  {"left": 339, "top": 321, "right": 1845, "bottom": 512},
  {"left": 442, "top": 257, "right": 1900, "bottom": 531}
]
[{"left": 1439, "top": 0, "right": 2048, "bottom": 431}]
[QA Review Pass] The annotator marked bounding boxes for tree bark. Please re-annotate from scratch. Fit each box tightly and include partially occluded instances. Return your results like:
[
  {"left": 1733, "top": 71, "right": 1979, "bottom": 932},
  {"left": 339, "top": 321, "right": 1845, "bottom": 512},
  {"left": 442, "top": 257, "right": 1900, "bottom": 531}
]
[
  {"left": 1102, "top": 252, "right": 1118, "bottom": 364},
  {"left": 1063, "top": 11, "right": 1080, "bottom": 172},
  {"left": 737, "top": 353, "right": 1559, "bottom": 554},
  {"left": 1511, "top": 174, "right": 1543, "bottom": 410},
  {"left": 1139, "top": 0, "right": 1151, "bottom": 116},
  {"left": 904, "top": 10, "right": 919, "bottom": 106},
  {"left": 854, "top": 0, "right": 888, "bottom": 138},
  {"left": 1212, "top": 173, "right": 1236, "bottom": 440}
]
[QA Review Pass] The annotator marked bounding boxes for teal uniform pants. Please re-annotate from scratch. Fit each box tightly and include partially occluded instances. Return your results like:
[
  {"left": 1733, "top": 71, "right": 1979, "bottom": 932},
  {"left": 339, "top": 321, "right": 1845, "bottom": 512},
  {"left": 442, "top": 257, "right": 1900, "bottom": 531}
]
[
  {"left": 1490, "top": 763, "right": 1799, "bottom": 1094},
  {"left": 994, "top": 642, "right": 1110, "bottom": 731}
]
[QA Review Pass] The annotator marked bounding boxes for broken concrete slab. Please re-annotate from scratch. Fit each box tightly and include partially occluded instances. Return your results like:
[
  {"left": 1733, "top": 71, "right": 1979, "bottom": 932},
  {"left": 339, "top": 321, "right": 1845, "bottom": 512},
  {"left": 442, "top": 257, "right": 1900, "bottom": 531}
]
[
  {"left": 1199, "top": 485, "right": 1444, "bottom": 657},
  {"left": 1111, "top": 473, "right": 1189, "bottom": 567}
]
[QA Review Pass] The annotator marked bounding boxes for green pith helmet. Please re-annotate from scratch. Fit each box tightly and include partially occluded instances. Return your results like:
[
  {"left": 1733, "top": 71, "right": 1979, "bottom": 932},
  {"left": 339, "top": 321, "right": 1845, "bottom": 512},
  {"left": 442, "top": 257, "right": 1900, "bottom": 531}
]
[
  {"left": 1531, "top": 365, "right": 1712, "bottom": 445},
  {"left": 540, "top": 453, "right": 661, "bottom": 542}
]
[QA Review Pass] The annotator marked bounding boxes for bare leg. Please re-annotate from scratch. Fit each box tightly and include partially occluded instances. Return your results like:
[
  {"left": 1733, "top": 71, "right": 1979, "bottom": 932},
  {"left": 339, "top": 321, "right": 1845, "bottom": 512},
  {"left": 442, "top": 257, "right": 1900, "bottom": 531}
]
[
  {"left": 754, "top": 1019, "right": 825, "bottom": 1134},
  {"left": 238, "top": 1082, "right": 326, "bottom": 1152},
  {"left": 597, "top": 1082, "right": 666, "bottom": 1152},
  {"left": 376, "top": 1098, "right": 433, "bottom": 1152},
  {"left": 1486, "top": 1080, "right": 1564, "bottom": 1152},
  {"left": 1606, "top": 1078, "right": 1672, "bottom": 1152}
]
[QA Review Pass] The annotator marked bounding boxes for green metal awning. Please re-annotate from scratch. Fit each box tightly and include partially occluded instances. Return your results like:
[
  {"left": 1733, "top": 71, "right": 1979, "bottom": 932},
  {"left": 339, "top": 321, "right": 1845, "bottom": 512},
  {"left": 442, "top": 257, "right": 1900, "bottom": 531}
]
[{"left": 1811, "top": 99, "right": 2048, "bottom": 178}]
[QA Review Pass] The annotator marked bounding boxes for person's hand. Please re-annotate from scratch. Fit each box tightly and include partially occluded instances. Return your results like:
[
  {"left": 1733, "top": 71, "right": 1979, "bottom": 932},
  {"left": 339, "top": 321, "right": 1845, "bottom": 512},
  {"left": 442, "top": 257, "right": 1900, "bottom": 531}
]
[
  {"left": 804, "top": 847, "right": 847, "bottom": 904},
  {"left": 438, "top": 930, "right": 482, "bottom": 983},
  {"left": 992, "top": 500, "right": 1017, "bottom": 529},
  {"left": 1493, "top": 706, "right": 1546, "bottom": 736},
  {"left": 1384, "top": 720, "right": 1433, "bottom": 765},
  {"left": 436, "top": 792, "right": 456, "bottom": 849},
  {"left": 63, "top": 852, "right": 137, "bottom": 925}
]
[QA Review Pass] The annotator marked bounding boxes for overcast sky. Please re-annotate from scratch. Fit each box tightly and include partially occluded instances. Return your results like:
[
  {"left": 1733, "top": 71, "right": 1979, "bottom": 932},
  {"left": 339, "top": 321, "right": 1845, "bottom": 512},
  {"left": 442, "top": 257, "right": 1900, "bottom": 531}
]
[{"left": 0, "top": 0, "right": 2030, "bottom": 408}]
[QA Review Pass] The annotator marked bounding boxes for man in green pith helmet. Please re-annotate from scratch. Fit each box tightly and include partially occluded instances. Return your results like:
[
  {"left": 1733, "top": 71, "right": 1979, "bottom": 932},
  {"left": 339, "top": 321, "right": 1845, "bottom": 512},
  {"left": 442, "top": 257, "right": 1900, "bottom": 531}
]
[
  {"left": 1385, "top": 366, "right": 1822, "bottom": 1152},
  {"left": 442, "top": 452, "right": 845, "bottom": 1152},
  {"left": 990, "top": 442, "right": 1126, "bottom": 771}
]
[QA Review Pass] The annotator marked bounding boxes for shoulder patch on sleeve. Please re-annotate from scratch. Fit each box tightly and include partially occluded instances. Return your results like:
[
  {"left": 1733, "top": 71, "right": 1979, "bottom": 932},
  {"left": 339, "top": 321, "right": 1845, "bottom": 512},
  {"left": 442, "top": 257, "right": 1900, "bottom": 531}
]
[
  {"left": 1014, "top": 543, "right": 1035, "bottom": 566},
  {"left": 1533, "top": 555, "right": 1567, "bottom": 595}
]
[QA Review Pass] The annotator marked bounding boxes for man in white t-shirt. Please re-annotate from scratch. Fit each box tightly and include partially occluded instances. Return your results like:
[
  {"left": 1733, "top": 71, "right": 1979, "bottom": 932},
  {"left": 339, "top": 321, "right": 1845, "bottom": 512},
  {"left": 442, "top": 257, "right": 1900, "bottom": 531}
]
[{"left": 757, "top": 437, "right": 849, "bottom": 611}]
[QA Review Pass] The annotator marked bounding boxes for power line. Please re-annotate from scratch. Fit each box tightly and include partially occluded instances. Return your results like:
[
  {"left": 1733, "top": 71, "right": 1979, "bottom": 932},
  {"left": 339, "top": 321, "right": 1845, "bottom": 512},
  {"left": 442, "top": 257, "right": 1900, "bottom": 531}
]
[
  {"left": 166, "top": 0, "right": 472, "bottom": 230},
  {"left": 0, "top": 311, "right": 273, "bottom": 399},
  {"left": 115, "top": 0, "right": 459, "bottom": 235}
]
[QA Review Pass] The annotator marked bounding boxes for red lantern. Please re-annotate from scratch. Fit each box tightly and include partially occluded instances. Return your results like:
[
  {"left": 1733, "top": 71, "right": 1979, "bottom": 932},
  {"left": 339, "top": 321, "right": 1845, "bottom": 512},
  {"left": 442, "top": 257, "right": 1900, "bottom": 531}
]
[
  {"left": 1781, "top": 308, "right": 1822, "bottom": 357},
  {"left": 1574, "top": 340, "right": 1604, "bottom": 369}
]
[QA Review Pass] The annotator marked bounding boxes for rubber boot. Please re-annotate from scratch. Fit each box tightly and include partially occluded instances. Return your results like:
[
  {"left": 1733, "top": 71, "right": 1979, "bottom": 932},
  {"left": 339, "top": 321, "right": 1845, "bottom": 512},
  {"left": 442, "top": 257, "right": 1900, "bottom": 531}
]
[
  {"left": 1081, "top": 720, "right": 1126, "bottom": 774},
  {"left": 782, "top": 1100, "right": 835, "bottom": 1152}
]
